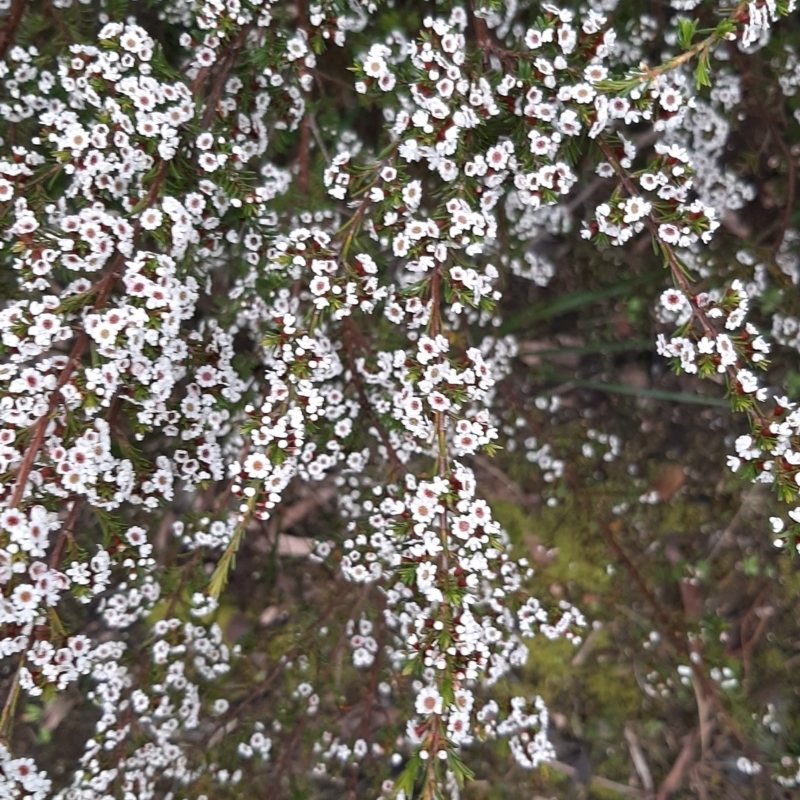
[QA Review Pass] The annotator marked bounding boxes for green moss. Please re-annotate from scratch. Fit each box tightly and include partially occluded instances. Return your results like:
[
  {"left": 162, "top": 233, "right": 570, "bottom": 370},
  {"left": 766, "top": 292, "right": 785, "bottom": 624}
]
[
  {"left": 584, "top": 665, "right": 640, "bottom": 723},
  {"left": 493, "top": 498, "right": 611, "bottom": 593}
]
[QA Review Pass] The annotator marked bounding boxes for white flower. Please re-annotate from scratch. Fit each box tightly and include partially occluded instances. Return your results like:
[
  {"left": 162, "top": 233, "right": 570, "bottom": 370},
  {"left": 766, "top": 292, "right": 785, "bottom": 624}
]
[
  {"left": 571, "top": 83, "right": 595, "bottom": 103},
  {"left": 402, "top": 181, "right": 422, "bottom": 209},
  {"left": 525, "top": 29, "right": 543, "bottom": 49},
  {"left": 486, "top": 146, "right": 508, "bottom": 170},
  {"left": 90, "top": 322, "right": 117, "bottom": 347},
  {"left": 12, "top": 583, "right": 39, "bottom": 612},
  {"left": 659, "top": 88, "right": 683, "bottom": 112},
  {"left": 609, "top": 97, "right": 630, "bottom": 119},
  {"left": 196, "top": 132, "right": 214, "bottom": 150},
  {"left": 363, "top": 54, "right": 387, "bottom": 78},
  {"left": 622, "top": 196, "right": 651, "bottom": 223},
  {"left": 558, "top": 109, "right": 581, "bottom": 136},
  {"left": 660, "top": 288, "right": 687, "bottom": 312},
  {"left": 0, "top": 178, "right": 14, "bottom": 202},
  {"left": 212, "top": 698, "right": 230, "bottom": 715},
  {"left": 140, "top": 208, "right": 163, "bottom": 230},
  {"left": 428, "top": 392, "right": 451, "bottom": 412},
  {"left": 310, "top": 276, "right": 330, "bottom": 296},
  {"left": 658, "top": 223, "right": 680, "bottom": 243},
  {"left": 415, "top": 686, "right": 443, "bottom": 716},
  {"left": 195, "top": 47, "right": 216, "bottom": 67},
  {"left": 244, "top": 453, "right": 270, "bottom": 479},
  {"left": 447, "top": 711, "right": 472, "bottom": 743},
  {"left": 715, "top": 334, "right": 738, "bottom": 368},
  {"left": 639, "top": 173, "right": 659, "bottom": 191},
  {"left": 119, "top": 27, "right": 143, "bottom": 53},
  {"left": 416, "top": 561, "right": 437, "bottom": 592},
  {"left": 410, "top": 497, "right": 437, "bottom": 524},
  {"left": 199, "top": 152, "right": 222, "bottom": 172},
  {"left": 584, "top": 64, "right": 608, "bottom": 83},
  {"left": 737, "top": 369, "right": 759, "bottom": 394},
  {"left": 286, "top": 36, "right": 308, "bottom": 60}
]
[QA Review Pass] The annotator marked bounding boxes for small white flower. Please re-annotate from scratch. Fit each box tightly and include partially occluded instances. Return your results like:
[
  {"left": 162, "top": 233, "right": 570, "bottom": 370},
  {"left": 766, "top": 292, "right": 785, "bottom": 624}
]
[
  {"left": 659, "top": 88, "right": 683, "bottom": 112},
  {"left": 428, "top": 392, "right": 451, "bottom": 412},
  {"left": 571, "top": 83, "right": 595, "bottom": 104},
  {"left": 363, "top": 55, "right": 387, "bottom": 78},
  {"left": 139, "top": 208, "right": 163, "bottom": 231},
  {"left": 310, "top": 276, "right": 330, "bottom": 296},
  {"left": 622, "top": 196, "right": 651, "bottom": 224},
  {"left": 244, "top": 453, "right": 270, "bottom": 479},
  {"left": 415, "top": 685, "right": 443, "bottom": 716}
]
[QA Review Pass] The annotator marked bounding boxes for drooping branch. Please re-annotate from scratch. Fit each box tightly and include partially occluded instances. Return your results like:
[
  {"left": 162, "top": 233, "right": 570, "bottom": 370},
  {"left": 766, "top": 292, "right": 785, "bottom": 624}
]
[{"left": 0, "top": 0, "right": 29, "bottom": 60}]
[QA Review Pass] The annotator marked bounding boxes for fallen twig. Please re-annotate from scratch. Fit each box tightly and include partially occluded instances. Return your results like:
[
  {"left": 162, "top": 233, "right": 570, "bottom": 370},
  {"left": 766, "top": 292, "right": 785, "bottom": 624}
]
[
  {"left": 656, "top": 729, "right": 698, "bottom": 800},
  {"left": 624, "top": 723, "right": 654, "bottom": 795},
  {"left": 548, "top": 758, "right": 647, "bottom": 798}
]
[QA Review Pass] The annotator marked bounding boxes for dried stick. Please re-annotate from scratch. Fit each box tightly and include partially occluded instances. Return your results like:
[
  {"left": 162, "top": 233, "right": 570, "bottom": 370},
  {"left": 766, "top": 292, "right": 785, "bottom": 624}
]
[
  {"left": 656, "top": 729, "right": 698, "bottom": 800},
  {"left": 547, "top": 758, "right": 647, "bottom": 798},
  {"left": 625, "top": 723, "right": 654, "bottom": 794}
]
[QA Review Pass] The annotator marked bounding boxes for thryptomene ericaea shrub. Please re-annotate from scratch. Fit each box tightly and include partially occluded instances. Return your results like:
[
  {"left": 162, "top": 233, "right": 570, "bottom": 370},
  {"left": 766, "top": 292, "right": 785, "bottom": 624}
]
[{"left": 1, "top": 0, "right": 800, "bottom": 797}]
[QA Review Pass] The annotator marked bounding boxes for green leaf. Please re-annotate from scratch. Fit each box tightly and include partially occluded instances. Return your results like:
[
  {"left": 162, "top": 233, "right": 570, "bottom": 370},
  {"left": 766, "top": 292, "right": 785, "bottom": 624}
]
[
  {"left": 499, "top": 271, "right": 659, "bottom": 335},
  {"left": 677, "top": 18, "right": 698, "bottom": 50},
  {"left": 549, "top": 377, "right": 730, "bottom": 407},
  {"left": 447, "top": 751, "right": 475, "bottom": 787},
  {"left": 742, "top": 555, "right": 760, "bottom": 576},
  {"left": 695, "top": 53, "right": 712, "bottom": 90},
  {"left": 393, "top": 755, "right": 421, "bottom": 796}
]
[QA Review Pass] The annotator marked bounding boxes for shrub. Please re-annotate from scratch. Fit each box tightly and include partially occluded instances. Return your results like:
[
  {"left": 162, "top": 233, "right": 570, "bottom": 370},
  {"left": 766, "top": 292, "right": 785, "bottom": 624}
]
[{"left": 0, "top": 0, "right": 799, "bottom": 798}]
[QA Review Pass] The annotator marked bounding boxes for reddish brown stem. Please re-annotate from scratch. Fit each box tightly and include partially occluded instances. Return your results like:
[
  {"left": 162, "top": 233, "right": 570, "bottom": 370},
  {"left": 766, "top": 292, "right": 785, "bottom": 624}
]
[
  {"left": 49, "top": 500, "right": 80, "bottom": 569},
  {"left": 656, "top": 729, "right": 698, "bottom": 800},
  {"left": 0, "top": 0, "right": 29, "bottom": 60},
  {"left": 342, "top": 318, "right": 403, "bottom": 472},
  {"left": 199, "top": 25, "right": 254, "bottom": 129},
  {"left": 298, "top": 114, "right": 311, "bottom": 197},
  {"left": 10, "top": 333, "right": 85, "bottom": 508},
  {"left": 7, "top": 231, "right": 133, "bottom": 510},
  {"left": 596, "top": 136, "right": 767, "bottom": 425}
]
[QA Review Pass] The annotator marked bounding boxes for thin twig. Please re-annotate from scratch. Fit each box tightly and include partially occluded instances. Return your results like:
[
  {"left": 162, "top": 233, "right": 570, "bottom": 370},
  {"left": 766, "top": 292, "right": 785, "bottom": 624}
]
[
  {"left": 200, "top": 25, "right": 254, "bottom": 129},
  {"left": 547, "top": 759, "right": 647, "bottom": 798},
  {"left": 602, "top": 523, "right": 764, "bottom": 763},
  {"left": 308, "top": 114, "right": 330, "bottom": 164},
  {"left": 656, "top": 729, "right": 698, "bottom": 800},
  {"left": 48, "top": 500, "right": 80, "bottom": 569},
  {"left": 624, "top": 723, "right": 654, "bottom": 794},
  {"left": 342, "top": 317, "right": 403, "bottom": 473},
  {"left": 7, "top": 154, "right": 170, "bottom": 509},
  {"left": 0, "top": 0, "right": 29, "bottom": 59},
  {"left": 298, "top": 114, "right": 311, "bottom": 196},
  {"left": 596, "top": 136, "right": 768, "bottom": 428}
]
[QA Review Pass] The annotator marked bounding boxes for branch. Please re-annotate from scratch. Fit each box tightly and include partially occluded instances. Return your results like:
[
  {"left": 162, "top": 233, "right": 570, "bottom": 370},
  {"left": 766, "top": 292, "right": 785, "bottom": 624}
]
[
  {"left": 602, "top": 523, "right": 763, "bottom": 763},
  {"left": 6, "top": 154, "right": 169, "bottom": 509},
  {"left": 546, "top": 758, "right": 647, "bottom": 798},
  {"left": 48, "top": 499, "right": 80, "bottom": 569},
  {"left": 596, "top": 136, "right": 768, "bottom": 427},
  {"left": 200, "top": 25, "right": 254, "bottom": 129},
  {"left": 0, "top": 0, "right": 29, "bottom": 60},
  {"left": 342, "top": 317, "right": 403, "bottom": 473},
  {"left": 656, "top": 729, "right": 698, "bottom": 800},
  {"left": 298, "top": 113, "right": 311, "bottom": 197}
]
